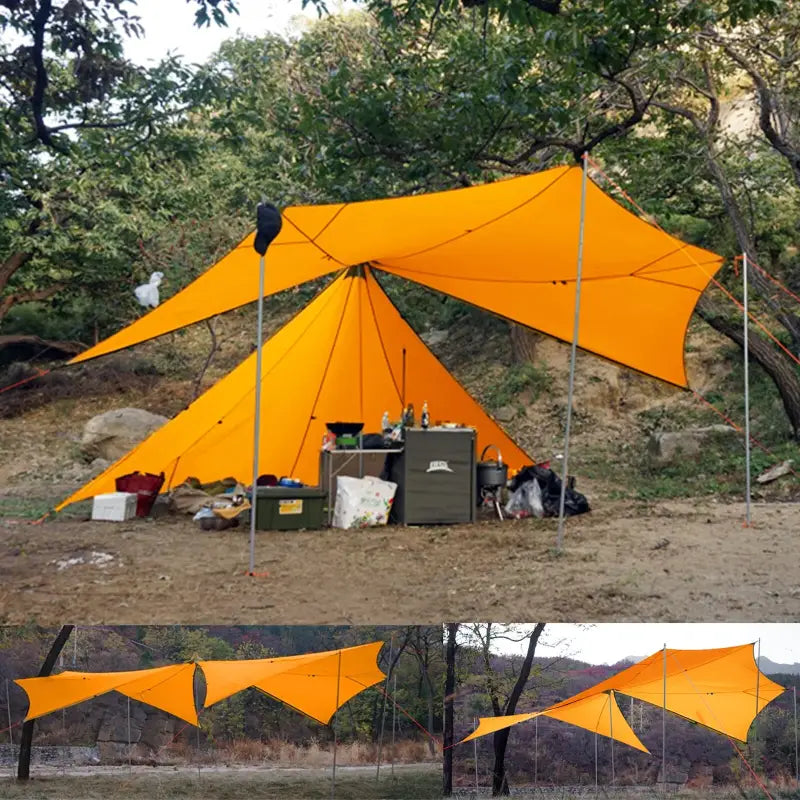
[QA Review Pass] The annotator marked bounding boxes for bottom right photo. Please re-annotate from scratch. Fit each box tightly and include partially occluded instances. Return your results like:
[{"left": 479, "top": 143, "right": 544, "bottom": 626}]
[{"left": 445, "top": 623, "right": 799, "bottom": 799}]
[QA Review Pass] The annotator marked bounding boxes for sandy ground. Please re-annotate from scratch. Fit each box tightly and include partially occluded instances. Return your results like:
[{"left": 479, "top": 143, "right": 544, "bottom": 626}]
[{"left": 2, "top": 499, "right": 799, "bottom": 624}]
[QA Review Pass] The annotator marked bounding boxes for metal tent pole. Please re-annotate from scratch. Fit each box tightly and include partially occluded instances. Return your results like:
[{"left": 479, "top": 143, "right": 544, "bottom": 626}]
[
  {"left": 474, "top": 717, "right": 479, "bottom": 798},
  {"left": 249, "top": 250, "right": 266, "bottom": 575},
  {"left": 662, "top": 645, "right": 667, "bottom": 796},
  {"left": 556, "top": 152, "right": 589, "bottom": 551},
  {"left": 127, "top": 696, "right": 132, "bottom": 775},
  {"left": 743, "top": 252, "right": 752, "bottom": 526},
  {"left": 6, "top": 678, "right": 13, "bottom": 749},
  {"left": 391, "top": 673, "right": 397, "bottom": 778},
  {"left": 534, "top": 715, "right": 538, "bottom": 790},
  {"left": 793, "top": 686, "right": 798, "bottom": 784},
  {"left": 376, "top": 637, "right": 394, "bottom": 781},
  {"left": 594, "top": 731, "right": 598, "bottom": 796},
  {"left": 332, "top": 650, "right": 342, "bottom": 800},
  {"left": 609, "top": 692, "right": 615, "bottom": 787},
  {"left": 755, "top": 639, "right": 761, "bottom": 742}
]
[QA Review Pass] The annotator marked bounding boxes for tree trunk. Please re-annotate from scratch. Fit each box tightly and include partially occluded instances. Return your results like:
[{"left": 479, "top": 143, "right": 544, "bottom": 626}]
[
  {"left": 442, "top": 623, "right": 458, "bottom": 797},
  {"left": 491, "top": 622, "right": 546, "bottom": 796},
  {"left": 696, "top": 297, "right": 800, "bottom": 438},
  {"left": 510, "top": 324, "right": 541, "bottom": 364},
  {"left": 17, "top": 625, "right": 74, "bottom": 780}
]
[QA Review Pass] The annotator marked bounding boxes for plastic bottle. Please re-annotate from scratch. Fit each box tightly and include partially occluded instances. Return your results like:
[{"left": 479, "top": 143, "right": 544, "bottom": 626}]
[
  {"left": 421, "top": 401, "right": 430, "bottom": 430},
  {"left": 382, "top": 411, "right": 390, "bottom": 433}
]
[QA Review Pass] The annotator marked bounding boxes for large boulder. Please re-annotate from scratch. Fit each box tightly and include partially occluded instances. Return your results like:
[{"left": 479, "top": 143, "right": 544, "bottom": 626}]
[
  {"left": 81, "top": 407, "right": 168, "bottom": 461},
  {"left": 648, "top": 425, "right": 739, "bottom": 466}
]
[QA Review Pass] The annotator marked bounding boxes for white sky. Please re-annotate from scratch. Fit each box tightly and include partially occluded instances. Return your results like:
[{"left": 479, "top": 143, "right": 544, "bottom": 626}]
[
  {"left": 123, "top": 0, "right": 357, "bottom": 66},
  {"left": 492, "top": 624, "right": 800, "bottom": 667}
]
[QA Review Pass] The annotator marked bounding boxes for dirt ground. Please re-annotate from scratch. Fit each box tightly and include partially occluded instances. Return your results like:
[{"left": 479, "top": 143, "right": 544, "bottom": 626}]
[{"left": 2, "top": 498, "right": 798, "bottom": 624}]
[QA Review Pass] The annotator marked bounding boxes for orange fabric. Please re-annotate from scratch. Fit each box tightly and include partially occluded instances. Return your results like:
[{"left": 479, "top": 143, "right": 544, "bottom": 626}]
[
  {"left": 549, "top": 644, "right": 784, "bottom": 742},
  {"left": 15, "top": 664, "right": 198, "bottom": 725},
  {"left": 56, "top": 267, "right": 529, "bottom": 509},
  {"left": 200, "top": 641, "right": 385, "bottom": 725},
  {"left": 70, "top": 166, "right": 722, "bottom": 387},
  {"left": 461, "top": 691, "right": 647, "bottom": 752}
]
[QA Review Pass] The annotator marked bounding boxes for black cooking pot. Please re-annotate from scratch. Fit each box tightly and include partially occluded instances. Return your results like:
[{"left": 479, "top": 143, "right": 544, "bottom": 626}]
[
  {"left": 477, "top": 444, "right": 508, "bottom": 489},
  {"left": 326, "top": 421, "right": 364, "bottom": 437}
]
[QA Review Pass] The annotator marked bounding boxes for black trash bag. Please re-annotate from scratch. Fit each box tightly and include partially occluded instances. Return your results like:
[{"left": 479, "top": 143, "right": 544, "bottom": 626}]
[{"left": 510, "top": 465, "right": 590, "bottom": 517}]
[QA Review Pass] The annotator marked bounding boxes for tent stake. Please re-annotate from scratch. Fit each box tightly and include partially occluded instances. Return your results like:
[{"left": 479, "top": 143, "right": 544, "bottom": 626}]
[
  {"left": 556, "top": 151, "right": 588, "bottom": 550},
  {"left": 249, "top": 251, "right": 266, "bottom": 575},
  {"left": 743, "top": 252, "right": 752, "bottom": 526},
  {"left": 332, "top": 650, "right": 342, "bottom": 800}
]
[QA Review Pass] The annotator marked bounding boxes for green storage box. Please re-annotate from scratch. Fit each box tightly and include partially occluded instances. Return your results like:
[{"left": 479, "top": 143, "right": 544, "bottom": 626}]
[{"left": 254, "top": 486, "right": 327, "bottom": 531}]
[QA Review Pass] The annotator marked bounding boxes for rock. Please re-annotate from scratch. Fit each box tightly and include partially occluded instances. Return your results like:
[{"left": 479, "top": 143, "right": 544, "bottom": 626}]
[
  {"left": 756, "top": 459, "right": 794, "bottom": 484},
  {"left": 420, "top": 329, "right": 448, "bottom": 348},
  {"left": 494, "top": 405, "right": 517, "bottom": 423},
  {"left": 89, "top": 457, "right": 111, "bottom": 476},
  {"left": 647, "top": 425, "right": 739, "bottom": 466},
  {"left": 81, "top": 408, "right": 167, "bottom": 461},
  {"left": 657, "top": 765, "right": 690, "bottom": 786}
]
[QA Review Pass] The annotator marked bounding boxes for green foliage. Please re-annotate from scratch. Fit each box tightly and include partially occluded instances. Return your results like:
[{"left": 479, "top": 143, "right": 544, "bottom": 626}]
[{"left": 486, "top": 362, "right": 552, "bottom": 409}]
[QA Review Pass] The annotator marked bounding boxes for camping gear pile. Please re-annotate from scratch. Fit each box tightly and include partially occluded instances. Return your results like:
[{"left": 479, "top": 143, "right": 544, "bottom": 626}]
[{"left": 505, "top": 465, "right": 590, "bottom": 519}]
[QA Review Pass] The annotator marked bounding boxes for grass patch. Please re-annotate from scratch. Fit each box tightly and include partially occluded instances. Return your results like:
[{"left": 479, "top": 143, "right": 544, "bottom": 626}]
[
  {"left": 0, "top": 769, "right": 441, "bottom": 799},
  {"left": 486, "top": 362, "right": 552, "bottom": 410}
]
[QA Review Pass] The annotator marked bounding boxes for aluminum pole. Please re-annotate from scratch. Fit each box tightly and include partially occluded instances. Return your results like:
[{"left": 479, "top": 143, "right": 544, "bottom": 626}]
[
  {"left": 249, "top": 252, "right": 266, "bottom": 575},
  {"left": 474, "top": 717, "right": 479, "bottom": 798},
  {"left": 594, "top": 731, "right": 598, "bottom": 796},
  {"left": 556, "top": 152, "right": 589, "bottom": 550},
  {"left": 391, "top": 673, "right": 397, "bottom": 778},
  {"left": 376, "top": 637, "right": 394, "bottom": 781},
  {"left": 743, "top": 252, "right": 752, "bottom": 526},
  {"left": 534, "top": 715, "right": 538, "bottom": 789},
  {"left": 332, "top": 650, "right": 342, "bottom": 800},
  {"left": 127, "top": 696, "right": 132, "bottom": 775},
  {"left": 609, "top": 693, "right": 615, "bottom": 787},
  {"left": 6, "top": 678, "right": 13, "bottom": 747},
  {"left": 662, "top": 644, "right": 667, "bottom": 796},
  {"left": 793, "top": 686, "right": 798, "bottom": 784},
  {"left": 755, "top": 639, "right": 761, "bottom": 739}
]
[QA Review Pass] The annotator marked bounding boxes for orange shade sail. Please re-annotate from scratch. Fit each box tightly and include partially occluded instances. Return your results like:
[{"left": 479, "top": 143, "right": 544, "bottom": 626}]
[
  {"left": 460, "top": 690, "right": 648, "bottom": 753},
  {"left": 15, "top": 663, "right": 198, "bottom": 725},
  {"left": 556, "top": 643, "right": 785, "bottom": 742},
  {"left": 57, "top": 267, "right": 529, "bottom": 509},
  {"left": 200, "top": 641, "right": 386, "bottom": 725},
  {"left": 70, "top": 165, "right": 722, "bottom": 387}
]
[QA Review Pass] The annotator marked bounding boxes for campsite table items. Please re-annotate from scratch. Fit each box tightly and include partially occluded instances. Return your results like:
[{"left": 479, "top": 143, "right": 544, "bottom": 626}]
[
  {"left": 325, "top": 421, "right": 364, "bottom": 449},
  {"left": 388, "top": 427, "right": 476, "bottom": 525},
  {"left": 332, "top": 475, "right": 397, "bottom": 529},
  {"left": 254, "top": 486, "right": 327, "bottom": 531},
  {"left": 91, "top": 492, "right": 137, "bottom": 521},
  {"left": 114, "top": 470, "right": 165, "bottom": 517},
  {"left": 320, "top": 447, "right": 404, "bottom": 525},
  {"left": 476, "top": 445, "right": 508, "bottom": 520}
]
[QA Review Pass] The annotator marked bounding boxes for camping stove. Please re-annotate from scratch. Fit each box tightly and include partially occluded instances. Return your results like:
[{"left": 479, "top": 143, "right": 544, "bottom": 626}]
[{"left": 476, "top": 445, "right": 508, "bottom": 520}]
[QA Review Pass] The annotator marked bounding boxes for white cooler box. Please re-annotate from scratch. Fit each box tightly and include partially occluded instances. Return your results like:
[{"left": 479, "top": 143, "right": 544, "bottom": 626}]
[{"left": 92, "top": 492, "right": 137, "bottom": 522}]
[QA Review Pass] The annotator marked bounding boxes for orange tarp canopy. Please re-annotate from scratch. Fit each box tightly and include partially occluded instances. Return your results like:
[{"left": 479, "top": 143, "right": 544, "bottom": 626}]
[
  {"left": 557, "top": 643, "right": 785, "bottom": 742},
  {"left": 15, "top": 663, "right": 198, "bottom": 725},
  {"left": 462, "top": 644, "right": 785, "bottom": 749},
  {"left": 461, "top": 690, "right": 648, "bottom": 753},
  {"left": 57, "top": 267, "right": 529, "bottom": 508},
  {"left": 200, "top": 641, "right": 386, "bottom": 725},
  {"left": 70, "top": 165, "right": 722, "bottom": 387}
]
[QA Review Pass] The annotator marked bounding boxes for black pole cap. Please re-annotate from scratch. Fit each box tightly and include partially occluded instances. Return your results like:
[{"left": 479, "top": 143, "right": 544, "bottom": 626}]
[{"left": 254, "top": 202, "right": 283, "bottom": 256}]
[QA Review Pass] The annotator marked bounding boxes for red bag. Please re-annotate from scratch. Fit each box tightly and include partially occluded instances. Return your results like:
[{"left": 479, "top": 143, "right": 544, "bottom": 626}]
[{"left": 114, "top": 471, "right": 165, "bottom": 518}]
